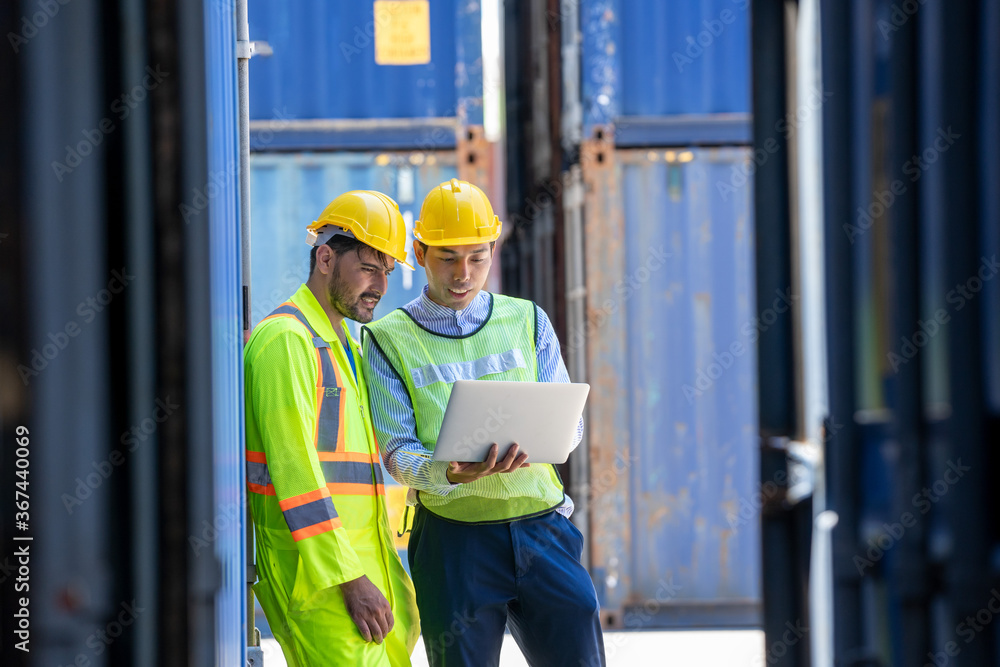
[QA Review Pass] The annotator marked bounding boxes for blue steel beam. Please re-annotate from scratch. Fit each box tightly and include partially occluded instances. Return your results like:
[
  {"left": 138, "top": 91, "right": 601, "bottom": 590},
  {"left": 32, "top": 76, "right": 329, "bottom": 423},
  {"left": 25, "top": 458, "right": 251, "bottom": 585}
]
[
  {"left": 249, "top": 118, "right": 459, "bottom": 152},
  {"left": 613, "top": 113, "right": 752, "bottom": 147}
]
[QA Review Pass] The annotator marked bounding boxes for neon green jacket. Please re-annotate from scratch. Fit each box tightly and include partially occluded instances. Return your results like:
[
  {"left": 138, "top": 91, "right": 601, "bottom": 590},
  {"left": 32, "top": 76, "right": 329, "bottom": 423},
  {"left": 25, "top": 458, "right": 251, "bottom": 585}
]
[{"left": 245, "top": 284, "right": 418, "bottom": 666}]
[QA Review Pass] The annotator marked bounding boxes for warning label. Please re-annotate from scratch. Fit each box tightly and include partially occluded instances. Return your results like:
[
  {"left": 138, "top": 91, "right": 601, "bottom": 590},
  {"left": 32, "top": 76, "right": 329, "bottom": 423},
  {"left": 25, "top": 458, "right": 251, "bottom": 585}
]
[{"left": 374, "top": 1, "right": 431, "bottom": 65}]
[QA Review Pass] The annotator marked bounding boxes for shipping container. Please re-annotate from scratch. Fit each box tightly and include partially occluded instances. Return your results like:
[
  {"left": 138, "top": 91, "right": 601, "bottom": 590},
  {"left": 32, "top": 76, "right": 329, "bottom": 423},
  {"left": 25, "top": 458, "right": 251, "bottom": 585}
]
[
  {"left": 579, "top": 0, "right": 757, "bottom": 627},
  {"left": 580, "top": 0, "right": 752, "bottom": 145},
  {"left": 579, "top": 146, "right": 760, "bottom": 626}
]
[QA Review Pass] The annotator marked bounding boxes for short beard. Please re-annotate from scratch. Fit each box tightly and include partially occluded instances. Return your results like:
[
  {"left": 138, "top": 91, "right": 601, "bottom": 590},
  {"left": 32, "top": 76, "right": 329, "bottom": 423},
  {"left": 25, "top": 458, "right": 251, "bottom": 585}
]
[{"left": 326, "top": 263, "right": 380, "bottom": 323}]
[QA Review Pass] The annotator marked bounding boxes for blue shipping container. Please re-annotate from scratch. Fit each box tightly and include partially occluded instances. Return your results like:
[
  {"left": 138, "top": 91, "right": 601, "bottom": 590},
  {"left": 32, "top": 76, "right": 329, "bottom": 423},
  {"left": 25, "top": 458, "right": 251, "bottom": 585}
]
[
  {"left": 586, "top": 147, "right": 760, "bottom": 625},
  {"left": 205, "top": 0, "right": 246, "bottom": 662},
  {"left": 581, "top": 0, "right": 751, "bottom": 144},
  {"left": 249, "top": 0, "right": 485, "bottom": 127}
]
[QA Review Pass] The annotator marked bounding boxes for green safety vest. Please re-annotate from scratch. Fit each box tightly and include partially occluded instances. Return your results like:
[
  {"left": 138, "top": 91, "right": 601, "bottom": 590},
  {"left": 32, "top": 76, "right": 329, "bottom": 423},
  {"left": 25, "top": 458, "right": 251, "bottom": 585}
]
[
  {"left": 364, "top": 293, "right": 565, "bottom": 524},
  {"left": 245, "top": 284, "right": 418, "bottom": 667}
]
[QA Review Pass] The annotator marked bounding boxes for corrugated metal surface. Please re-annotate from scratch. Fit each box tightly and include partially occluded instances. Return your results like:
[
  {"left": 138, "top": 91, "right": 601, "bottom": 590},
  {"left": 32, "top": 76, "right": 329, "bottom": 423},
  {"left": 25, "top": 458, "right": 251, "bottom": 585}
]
[
  {"left": 587, "top": 146, "right": 759, "bottom": 623},
  {"left": 249, "top": 0, "right": 461, "bottom": 121},
  {"left": 248, "top": 151, "right": 458, "bottom": 333},
  {"left": 618, "top": 0, "right": 750, "bottom": 116},
  {"left": 581, "top": 0, "right": 751, "bottom": 143},
  {"left": 205, "top": 0, "right": 245, "bottom": 662}
]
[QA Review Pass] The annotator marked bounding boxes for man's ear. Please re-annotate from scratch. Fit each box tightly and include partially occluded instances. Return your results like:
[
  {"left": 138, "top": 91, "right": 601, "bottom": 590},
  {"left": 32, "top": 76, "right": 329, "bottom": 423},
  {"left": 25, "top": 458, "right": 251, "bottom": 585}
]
[
  {"left": 413, "top": 240, "right": 427, "bottom": 268},
  {"left": 315, "top": 244, "right": 335, "bottom": 275}
]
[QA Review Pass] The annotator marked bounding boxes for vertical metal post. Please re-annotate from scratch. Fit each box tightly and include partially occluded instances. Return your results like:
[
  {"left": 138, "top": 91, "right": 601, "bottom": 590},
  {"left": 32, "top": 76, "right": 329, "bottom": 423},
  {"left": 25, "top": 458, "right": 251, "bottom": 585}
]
[
  {"left": 235, "top": 0, "right": 256, "bottom": 650},
  {"left": 886, "top": 2, "right": 930, "bottom": 662},
  {"left": 753, "top": 0, "right": 807, "bottom": 662},
  {"left": 939, "top": 3, "right": 987, "bottom": 665}
]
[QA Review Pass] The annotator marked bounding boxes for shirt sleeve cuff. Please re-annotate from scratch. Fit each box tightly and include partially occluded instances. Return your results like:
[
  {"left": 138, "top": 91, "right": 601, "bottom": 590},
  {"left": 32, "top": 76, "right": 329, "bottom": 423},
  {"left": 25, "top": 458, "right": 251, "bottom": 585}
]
[{"left": 430, "top": 460, "right": 461, "bottom": 494}]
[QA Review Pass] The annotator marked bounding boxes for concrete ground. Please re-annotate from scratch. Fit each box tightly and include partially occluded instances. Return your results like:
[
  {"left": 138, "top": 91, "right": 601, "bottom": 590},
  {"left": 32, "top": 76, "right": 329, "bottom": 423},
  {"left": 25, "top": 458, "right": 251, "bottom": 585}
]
[{"left": 261, "top": 629, "right": 765, "bottom": 666}]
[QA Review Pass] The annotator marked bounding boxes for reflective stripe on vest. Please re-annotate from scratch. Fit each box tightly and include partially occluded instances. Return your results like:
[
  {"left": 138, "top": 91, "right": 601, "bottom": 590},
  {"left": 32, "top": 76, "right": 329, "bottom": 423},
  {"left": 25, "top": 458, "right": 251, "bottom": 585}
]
[
  {"left": 248, "top": 449, "right": 385, "bottom": 497},
  {"left": 278, "top": 487, "right": 342, "bottom": 541},
  {"left": 247, "top": 302, "right": 384, "bottom": 500},
  {"left": 263, "top": 303, "right": 347, "bottom": 453}
]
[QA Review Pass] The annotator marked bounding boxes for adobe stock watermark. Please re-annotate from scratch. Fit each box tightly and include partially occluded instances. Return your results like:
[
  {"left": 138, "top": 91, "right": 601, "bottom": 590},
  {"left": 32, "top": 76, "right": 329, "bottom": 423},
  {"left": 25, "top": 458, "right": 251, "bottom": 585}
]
[
  {"left": 180, "top": 109, "right": 291, "bottom": 224},
  {"left": 17, "top": 268, "right": 135, "bottom": 385},
  {"left": 716, "top": 85, "right": 834, "bottom": 201},
  {"left": 887, "top": 255, "right": 998, "bottom": 372},
  {"left": 7, "top": 0, "right": 73, "bottom": 54},
  {"left": 578, "top": 577, "right": 683, "bottom": 666},
  {"left": 54, "top": 599, "right": 145, "bottom": 666},
  {"left": 448, "top": 405, "right": 512, "bottom": 462},
  {"left": 726, "top": 418, "right": 844, "bottom": 534},
  {"left": 843, "top": 126, "right": 960, "bottom": 244},
  {"left": 672, "top": 0, "right": 750, "bottom": 73},
  {"left": 338, "top": 1, "right": 402, "bottom": 63},
  {"left": 683, "top": 287, "right": 798, "bottom": 404},
  {"left": 189, "top": 502, "right": 241, "bottom": 556},
  {"left": 566, "top": 245, "right": 671, "bottom": 354},
  {"left": 507, "top": 177, "right": 564, "bottom": 233},
  {"left": 752, "top": 619, "right": 809, "bottom": 666},
  {"left": 51, "top": 66, "right": 170, "bottom": 182},
  {"left": 925, "top": 587, "right": 1000, "bottom": 666},
  {"left": 878, "top": 0, "right": 928, "bottom": 41},
  {"left": 578, "top": 452, "right": 636, "bottom": 507},
  {"left": 61, "top": 397, "right": 179, "bottom": 514},
  {"left": 423, "top": 610, "right": 478, "bottom": 663},
  {"left": 854, "top": 459, "right": 970, "bottom": 575}
]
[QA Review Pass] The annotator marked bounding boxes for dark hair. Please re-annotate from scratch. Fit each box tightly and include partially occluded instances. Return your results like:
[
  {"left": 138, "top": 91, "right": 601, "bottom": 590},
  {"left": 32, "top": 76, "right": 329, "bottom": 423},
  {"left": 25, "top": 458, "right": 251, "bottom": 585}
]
[{"left": 310, "top": 235, "right": 391, "bottom": 274}]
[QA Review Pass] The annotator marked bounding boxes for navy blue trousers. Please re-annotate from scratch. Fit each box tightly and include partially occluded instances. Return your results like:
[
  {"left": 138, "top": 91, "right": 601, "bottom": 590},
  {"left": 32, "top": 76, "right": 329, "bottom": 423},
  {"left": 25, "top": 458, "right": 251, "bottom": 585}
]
[{"left": 408, "top": 507, "right": 606, "bottom": 667}]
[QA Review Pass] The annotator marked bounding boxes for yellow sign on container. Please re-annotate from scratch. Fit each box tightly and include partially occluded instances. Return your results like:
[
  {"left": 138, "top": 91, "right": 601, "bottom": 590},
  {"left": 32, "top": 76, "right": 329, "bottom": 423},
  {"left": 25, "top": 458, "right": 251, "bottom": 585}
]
[{"left": 374, "top": 1, "right": 431, "bottom": 66}]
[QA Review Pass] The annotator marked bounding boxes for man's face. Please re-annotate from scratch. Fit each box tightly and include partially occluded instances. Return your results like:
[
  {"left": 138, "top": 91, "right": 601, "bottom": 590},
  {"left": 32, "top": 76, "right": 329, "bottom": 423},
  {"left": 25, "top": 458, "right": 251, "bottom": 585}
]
[
  {"left": 326, "top": 247, "right": 394, "bottom": 323},
  {"left": 414, "top": 242, "right": 492, "bottom": 310}
]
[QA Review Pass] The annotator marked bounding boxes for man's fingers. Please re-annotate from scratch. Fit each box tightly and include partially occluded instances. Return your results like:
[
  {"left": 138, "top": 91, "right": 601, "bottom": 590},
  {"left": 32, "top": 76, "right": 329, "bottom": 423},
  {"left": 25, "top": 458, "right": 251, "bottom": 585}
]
[
  {"left": 369, "top": 615, "right": 385, "bottom": 644},
  {"left": 500, "top": 452, "right": 529, "bottom": 473},
  {"left": 384, "top": 608, "right": 395, "bottom": 634},
  {"left": 372, "top": 609, "right": 393, "bottom": 644},
  {"left": 481, "top": 443, "right": 499, "bottom": 470},
  {"left": 496, "top": 444, "right": 520, "bottom": 471},
  {"left": 355, "top": 617, "right": 373, "bottom": 643}
]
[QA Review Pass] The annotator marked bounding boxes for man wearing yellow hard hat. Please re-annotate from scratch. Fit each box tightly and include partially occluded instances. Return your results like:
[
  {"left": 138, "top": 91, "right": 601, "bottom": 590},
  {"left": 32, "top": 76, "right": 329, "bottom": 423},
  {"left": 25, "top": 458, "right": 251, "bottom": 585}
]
[
  {"left": 361, "top": 179, "right": 606, "bottom": 666},
  {"left": 244, "top": 191, "right": 419, "bottom": 666}
]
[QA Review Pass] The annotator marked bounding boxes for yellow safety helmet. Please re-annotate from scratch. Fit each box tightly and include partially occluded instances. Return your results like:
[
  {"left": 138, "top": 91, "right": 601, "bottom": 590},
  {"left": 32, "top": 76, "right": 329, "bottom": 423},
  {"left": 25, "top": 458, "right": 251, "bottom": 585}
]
[
  {"left": 414, "top": 178, "right": 502, "bottom": 246},
  {"left": 306, "top": 190, "right": 412, "bottom": 268}
]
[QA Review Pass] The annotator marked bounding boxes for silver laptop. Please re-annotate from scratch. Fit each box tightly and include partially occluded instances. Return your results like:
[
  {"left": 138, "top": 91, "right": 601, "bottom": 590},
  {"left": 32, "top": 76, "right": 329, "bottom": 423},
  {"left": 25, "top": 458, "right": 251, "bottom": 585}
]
[{"left": 431, "top": 380, "right": 590, "bottom": 464}]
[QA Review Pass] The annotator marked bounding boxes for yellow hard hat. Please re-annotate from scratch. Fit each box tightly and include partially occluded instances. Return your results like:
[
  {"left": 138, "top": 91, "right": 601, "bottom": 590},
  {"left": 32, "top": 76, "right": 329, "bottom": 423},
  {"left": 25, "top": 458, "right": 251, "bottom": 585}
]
[
  {"left": 307, "top": 190, "right": 412, "bottom": 268},
  {"left": 414, "top": 179, "right": 502, "bottom": 246}
]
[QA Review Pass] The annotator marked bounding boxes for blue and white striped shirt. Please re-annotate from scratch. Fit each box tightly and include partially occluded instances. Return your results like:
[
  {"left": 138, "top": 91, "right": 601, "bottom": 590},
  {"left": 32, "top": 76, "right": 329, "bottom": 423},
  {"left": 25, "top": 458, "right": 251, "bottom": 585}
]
[{"left": 361, "top": 287, "right": 582, "bottom": 516}]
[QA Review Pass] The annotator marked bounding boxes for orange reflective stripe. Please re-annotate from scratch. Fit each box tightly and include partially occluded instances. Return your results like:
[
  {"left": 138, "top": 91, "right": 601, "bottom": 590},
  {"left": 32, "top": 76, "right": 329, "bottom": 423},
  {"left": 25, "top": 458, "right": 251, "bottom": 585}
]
[
  {"left": 246, "top": 450, "right": 275, "bottom": 495},
  {"left": 317, "top": 451, "right": 378, "bottom": 463},
  {"left": 327, "top": 482, "right": 386, "bottom": 496},
  {"left": 290, "top": 517, "right": 342, "bottom": 541},
  {"left": 279, "top": 487, "right": 331, "bottom": 512}
]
